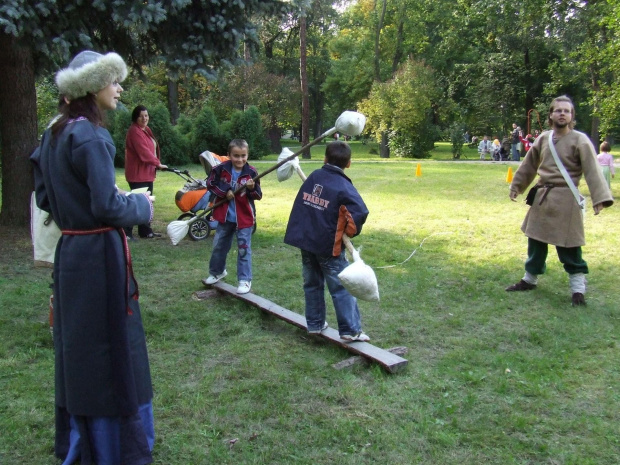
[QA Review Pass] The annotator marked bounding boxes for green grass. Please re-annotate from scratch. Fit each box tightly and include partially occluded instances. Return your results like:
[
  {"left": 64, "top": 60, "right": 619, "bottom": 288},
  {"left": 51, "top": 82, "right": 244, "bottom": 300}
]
[
  {"left": 266, "top": 139, "right": 458, "bottom": 161},
  {"left": 268, "top": 140, "right": 507, "bottom": 162},
  {"left": 2, "top": 151, "right": 620, "bottom": 464}
]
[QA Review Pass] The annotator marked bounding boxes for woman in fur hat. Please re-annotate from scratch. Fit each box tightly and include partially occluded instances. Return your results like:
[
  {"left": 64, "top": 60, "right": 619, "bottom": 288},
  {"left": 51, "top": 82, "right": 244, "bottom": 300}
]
[{"left": 31, "top": 51, "right": 155, "bottom": 465}]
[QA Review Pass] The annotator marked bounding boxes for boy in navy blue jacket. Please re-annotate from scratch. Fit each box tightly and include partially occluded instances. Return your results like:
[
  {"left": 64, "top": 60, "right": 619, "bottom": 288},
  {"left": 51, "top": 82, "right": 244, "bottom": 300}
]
[
  {"left": 202, "top": 139, "right": 262, "bottom": 294},
  {"left": 284, "top": 141, "right": 370, "bottom": 341}
]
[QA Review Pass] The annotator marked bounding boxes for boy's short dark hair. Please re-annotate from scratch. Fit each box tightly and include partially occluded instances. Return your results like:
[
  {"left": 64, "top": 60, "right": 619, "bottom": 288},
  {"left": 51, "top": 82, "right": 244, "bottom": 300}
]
[
  {"left": 600, "top": 141, "right": 611, "bottom": 152},
  {"left": 325, "top": 141, "right": 351, "bottom": 169},
  {"left": 228, "top": 139, "right": 249, "bottom": 154}
]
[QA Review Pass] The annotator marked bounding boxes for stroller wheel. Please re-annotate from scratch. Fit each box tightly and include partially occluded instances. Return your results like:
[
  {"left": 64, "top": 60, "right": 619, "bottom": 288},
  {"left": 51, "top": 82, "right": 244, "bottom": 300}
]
[
  {"left": 189, "top": 217, "right": 211, "bottom": 241},
  {"left": 177, "top": 213, "right": 211, "bottom": 241}
]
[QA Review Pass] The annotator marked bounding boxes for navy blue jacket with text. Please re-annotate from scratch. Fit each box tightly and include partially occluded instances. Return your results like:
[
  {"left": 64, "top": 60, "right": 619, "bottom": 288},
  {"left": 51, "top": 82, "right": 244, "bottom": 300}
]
[{"left": 284, "top": 164, "right": 369, "bottom": 257}]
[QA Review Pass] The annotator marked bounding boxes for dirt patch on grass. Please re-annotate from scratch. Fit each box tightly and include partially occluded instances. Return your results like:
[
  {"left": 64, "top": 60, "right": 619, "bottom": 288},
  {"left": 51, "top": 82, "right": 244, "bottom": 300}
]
[{"left": 0, "top": 225, "right": 33, "bottom": 269}]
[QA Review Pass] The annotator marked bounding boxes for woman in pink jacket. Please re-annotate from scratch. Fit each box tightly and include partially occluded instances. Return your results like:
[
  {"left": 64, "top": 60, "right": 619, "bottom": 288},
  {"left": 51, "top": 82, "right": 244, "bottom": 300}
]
[{"left": 125, "top": 105, "right": 167, "bottom": 238}]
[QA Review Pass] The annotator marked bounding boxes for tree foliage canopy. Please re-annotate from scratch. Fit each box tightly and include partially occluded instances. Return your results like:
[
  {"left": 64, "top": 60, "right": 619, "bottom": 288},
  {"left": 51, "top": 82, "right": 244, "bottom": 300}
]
[
  {"left": 1, "top": 0, "right": 285, "bottom": 77},
  {"left": 0, "top": 0, "right": 285, "bottom": 226}
]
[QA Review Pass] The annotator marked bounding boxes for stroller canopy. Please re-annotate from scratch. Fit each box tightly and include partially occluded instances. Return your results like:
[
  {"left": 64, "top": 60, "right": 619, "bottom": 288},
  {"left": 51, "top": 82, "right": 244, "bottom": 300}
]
[{"left": 199, "top": 151, "right": 229, "bottom": 177}]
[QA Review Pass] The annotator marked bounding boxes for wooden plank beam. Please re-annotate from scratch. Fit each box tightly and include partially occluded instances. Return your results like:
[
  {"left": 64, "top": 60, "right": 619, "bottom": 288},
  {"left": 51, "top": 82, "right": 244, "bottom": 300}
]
[
  {"left": 332, "top": 346, "right": 409, "bottom": 371},
  {"left": 205, "top": 282, "right": 408, "bottom": 373}
]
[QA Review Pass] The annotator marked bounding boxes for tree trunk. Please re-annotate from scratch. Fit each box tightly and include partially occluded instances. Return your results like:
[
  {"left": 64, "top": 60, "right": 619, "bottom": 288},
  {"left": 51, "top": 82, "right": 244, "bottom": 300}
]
[
  {"left": 374, "top": 0, "right": 387, "bottom": 81},
  {"left": 391, "top": 3, "right": 405, "bottom": 74},
  {"left": 524, "top": 48, "right": 533, "bottom": 124},
  {"left": 300, "top": 14, "right": 310, "bottom": 159},
  {"left": 590, "top": 65, "right": 601, "bottom": 152},
  {"left": 167, "top": 78, "right": 179, "bottom": 125},
  {"left": 590, "top": 116, "right": 600, "bottom": 152},
  {"left": 0, "top": 35, "right": 38, "bottom": 227},
  {"left": 268, "top": 115, "right": 282, "bottom": 153},
  {"left": 313, "top": 90, "right": 325, "bottom": 141},
  {"left": 380, "top": 131, "right": 390, "bottom": 158},
  {"left": 375, "top": 0, "right": 389, "bottom": 157}
]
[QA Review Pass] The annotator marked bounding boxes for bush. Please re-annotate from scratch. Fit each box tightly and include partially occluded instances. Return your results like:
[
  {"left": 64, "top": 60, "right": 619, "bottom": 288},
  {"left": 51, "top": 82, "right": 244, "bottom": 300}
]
[
  {"left": 192, "top": 106, "right": 225, "bottom": 157},
  {"left": 36, "top": 77, "right": 59, "bottom": 136},
  {"left": 388, "top": 114, "right": 439, "bottom": 159},
  {"left": 107, "top": 107, "right": 132, "bottom": 167},
  {"left": 226, "top": 106, "right": 270, "bottom": 159},
  {"left": 176, "top": 114, "right": 194, "bottom": 137},
  {"left": 118, "top": 82, "right": 163, "bottom": 114},
  {"left": 449, "top": 122, "right": 466, "bottom": 159},
  {"left": 148, "top": 105, "right": 191, "bottom": 166}
]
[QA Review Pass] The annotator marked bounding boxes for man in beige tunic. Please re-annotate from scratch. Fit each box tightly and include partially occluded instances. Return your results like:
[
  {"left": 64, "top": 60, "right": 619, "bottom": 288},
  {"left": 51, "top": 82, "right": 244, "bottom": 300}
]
[{"left": 506, "top": 95, "right": 613, "bottom": 305}]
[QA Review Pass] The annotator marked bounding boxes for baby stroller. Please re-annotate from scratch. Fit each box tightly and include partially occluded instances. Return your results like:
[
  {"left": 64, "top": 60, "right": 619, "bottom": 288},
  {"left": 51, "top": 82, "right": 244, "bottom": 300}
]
[
  {"left": 499, "top": 137, "right": 511, "bottom": 161},
  {"left": 165, "top": 151, "right": 229, "bottom": 241}
]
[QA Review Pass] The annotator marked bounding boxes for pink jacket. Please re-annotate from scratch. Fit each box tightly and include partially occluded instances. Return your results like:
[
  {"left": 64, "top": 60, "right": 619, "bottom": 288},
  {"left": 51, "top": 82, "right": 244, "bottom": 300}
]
[
  {"left": 125, "top": 123, "right": 161, "bottom": 183},
  {"left": 597, "top": 152, "right": 615, "bottom": 175}
]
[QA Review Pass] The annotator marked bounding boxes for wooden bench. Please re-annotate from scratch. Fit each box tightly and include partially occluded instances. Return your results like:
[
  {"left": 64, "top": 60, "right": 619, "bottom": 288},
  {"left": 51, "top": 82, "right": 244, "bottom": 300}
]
[{"left": 194, "top": 282, "right": 408, "bottom": 373}]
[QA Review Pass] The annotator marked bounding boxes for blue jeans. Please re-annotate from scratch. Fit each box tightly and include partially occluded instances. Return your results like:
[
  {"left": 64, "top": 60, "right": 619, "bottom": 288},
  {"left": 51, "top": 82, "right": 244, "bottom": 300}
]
[
  {"left": 301, "top": 249, "right": 362, "bottom": 336},
  {"left": 209, "top": 222, "right": 252, "bottom": 281},
  {"left": 511, "top": 143, "right": 520, "bottom": 161}
]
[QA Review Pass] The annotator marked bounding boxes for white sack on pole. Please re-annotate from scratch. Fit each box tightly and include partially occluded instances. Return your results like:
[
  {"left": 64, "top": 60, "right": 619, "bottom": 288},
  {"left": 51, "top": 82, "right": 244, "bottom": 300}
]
[{"left": 276, "top": 148, "right": 300, "bottom": 182}]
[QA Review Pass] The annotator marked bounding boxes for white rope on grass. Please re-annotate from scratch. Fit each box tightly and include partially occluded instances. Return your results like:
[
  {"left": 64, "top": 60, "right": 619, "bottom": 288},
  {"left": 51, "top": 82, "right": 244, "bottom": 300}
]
[{"left": 374, "top": 232, "right": 453, "bottom": 269}]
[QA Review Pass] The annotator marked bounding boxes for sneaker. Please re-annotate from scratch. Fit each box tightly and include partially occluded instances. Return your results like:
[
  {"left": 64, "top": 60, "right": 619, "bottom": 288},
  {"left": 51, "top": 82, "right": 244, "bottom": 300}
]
[
  {"left": 341, "top": 332, "right": 370, "bottom": 342},
  {"left": 202, "top": 270, "right": 228, "bottom": 286},
  {"left": 572, "top": 292, "right": 586, "bottom": 306},
  {"left": 505, "top": 279, "right": 536, "bottom": 292},
  {"left": 237, "top": 280, "right": 251, "bottom": 294},
  {"left": 308, "top": 322, "right": 329, "bottom": 334}
]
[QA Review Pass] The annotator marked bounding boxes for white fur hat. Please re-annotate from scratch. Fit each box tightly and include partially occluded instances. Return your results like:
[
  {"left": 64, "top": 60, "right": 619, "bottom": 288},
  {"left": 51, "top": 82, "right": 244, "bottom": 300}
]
[{"left": 56, "top": 51, "right": 128, "bottom": 100}]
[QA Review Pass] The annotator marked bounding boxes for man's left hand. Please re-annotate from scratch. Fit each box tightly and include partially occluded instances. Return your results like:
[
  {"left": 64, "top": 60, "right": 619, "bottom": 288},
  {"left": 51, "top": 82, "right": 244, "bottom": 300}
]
[{"left": 593, "top": 203, "right": 604, "bottom": 215}]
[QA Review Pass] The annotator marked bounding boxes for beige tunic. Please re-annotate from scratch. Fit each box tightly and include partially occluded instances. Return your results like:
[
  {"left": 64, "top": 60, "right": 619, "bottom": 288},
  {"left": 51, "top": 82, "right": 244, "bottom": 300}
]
[{"left": 510, "top": 130, "right": 613, "bottom": 247}]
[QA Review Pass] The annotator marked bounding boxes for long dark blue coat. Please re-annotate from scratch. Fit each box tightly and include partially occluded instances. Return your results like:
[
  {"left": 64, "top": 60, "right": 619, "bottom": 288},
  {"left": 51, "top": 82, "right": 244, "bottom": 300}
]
[{"left": 31, "top": 119, "right": 154, "bottom": 420}]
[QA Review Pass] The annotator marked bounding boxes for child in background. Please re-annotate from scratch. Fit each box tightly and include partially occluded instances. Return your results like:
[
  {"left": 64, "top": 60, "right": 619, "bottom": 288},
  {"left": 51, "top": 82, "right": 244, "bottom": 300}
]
[
  {"left": 202, "top": 139, "right": 262, "bottom": 294},
  {"left": 519, "top": 133, "right": 535, "bottom": 154},
  {"left": 284, "top": 141, "right": 370, "bottom": 341},
  {"left": 597, "top": 141, "right": 615, "bottom": 188},
  {"left": 492, "top": 138, "right": 501, "bottom": 161}
]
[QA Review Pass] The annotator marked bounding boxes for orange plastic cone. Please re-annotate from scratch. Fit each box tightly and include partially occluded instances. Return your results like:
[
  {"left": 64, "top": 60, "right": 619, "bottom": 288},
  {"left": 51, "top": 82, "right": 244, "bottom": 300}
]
[
  {"left": 415, "top": 163, "right": 422, "bottom": 177},
  {"left": 506, "top": 166, "right": 513, "bottom": 183}
]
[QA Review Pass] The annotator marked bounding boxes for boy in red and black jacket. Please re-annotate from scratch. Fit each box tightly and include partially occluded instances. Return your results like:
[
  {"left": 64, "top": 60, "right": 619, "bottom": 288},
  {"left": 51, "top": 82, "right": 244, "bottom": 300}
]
[{"left": 202, "top": 139, "right": 262, "bottom": 294}]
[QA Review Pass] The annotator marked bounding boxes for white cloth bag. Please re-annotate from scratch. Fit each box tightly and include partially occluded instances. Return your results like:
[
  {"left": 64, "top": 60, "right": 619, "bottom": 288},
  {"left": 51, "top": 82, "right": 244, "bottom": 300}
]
[
  {"left": 30, "top": 192, "right": 61, "bottom": 266},
  {"left": 338, "top": 243, "right": 380, "bottom": 302}
]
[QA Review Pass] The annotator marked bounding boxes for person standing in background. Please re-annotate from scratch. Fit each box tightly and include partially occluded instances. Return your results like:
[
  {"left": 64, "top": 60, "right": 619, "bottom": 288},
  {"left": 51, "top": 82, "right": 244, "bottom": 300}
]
[
  {"left": 597, "top": 141, "right": 615, "bottom": 188},
  {"left": 511, "top": 123, "right": 522, "bottom": 161},
  {"left": 125, "top": 105, "right": 167, "bottom": 239}
]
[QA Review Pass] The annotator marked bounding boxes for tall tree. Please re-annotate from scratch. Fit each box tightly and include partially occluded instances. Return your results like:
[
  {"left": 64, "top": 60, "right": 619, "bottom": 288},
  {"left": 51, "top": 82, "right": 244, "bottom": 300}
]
[
  {"left": 545, "top": 0, "right": 615, "bottom": 147},
  {"left": 300, "top": 12, "right": 310, "bottom": 158},
  {"left": 0, "top": 0, "right": 284, "bottom": 227},
  {"left": 0, "top": 34, "right": 37, "bottom": 227},
  {"left": 210, "top": 63, "right": 301, "bottom": 153}
]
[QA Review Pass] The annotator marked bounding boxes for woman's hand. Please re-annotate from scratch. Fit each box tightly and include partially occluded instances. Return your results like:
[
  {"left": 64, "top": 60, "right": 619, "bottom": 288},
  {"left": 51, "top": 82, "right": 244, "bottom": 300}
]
[{"left": 157, "top": 163, "right": 168, "bottom": 170}]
